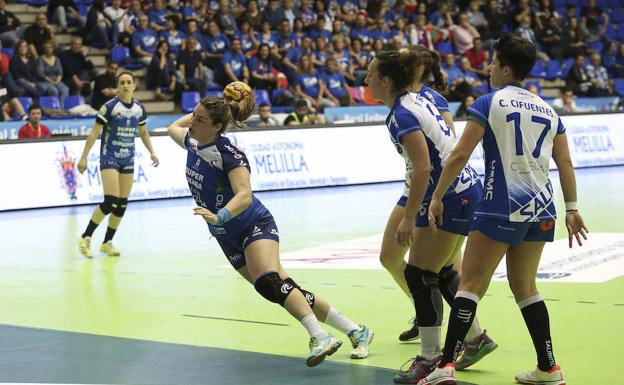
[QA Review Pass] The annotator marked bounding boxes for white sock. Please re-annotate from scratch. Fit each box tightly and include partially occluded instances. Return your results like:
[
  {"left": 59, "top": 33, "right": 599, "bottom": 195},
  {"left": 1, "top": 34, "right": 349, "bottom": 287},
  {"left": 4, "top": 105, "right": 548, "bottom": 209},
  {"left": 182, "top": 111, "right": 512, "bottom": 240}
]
[
  {"left": 301, "top": 314, "right": 326, "bottom": 338},
  {"left": 465, "top": 316, "right": 483, "bottom": 341},
  {"left": 324, "top": 307, "right": 359, "bottom": 335},
  {"left": 419, "top": 326, "right": 442, "bottom": 359}
]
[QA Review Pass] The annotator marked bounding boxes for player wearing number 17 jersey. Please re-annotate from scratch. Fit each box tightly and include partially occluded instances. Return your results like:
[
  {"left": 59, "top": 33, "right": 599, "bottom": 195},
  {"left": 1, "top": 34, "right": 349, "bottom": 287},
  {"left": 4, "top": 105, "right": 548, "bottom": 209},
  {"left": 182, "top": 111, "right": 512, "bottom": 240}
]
[{"left": 422, "top": 33, "right": 588, "bottom": 385}]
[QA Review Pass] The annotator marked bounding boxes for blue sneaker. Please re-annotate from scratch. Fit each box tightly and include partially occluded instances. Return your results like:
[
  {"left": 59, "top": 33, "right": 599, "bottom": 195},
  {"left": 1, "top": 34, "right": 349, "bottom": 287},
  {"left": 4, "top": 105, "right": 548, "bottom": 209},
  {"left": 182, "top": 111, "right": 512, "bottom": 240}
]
[
  {"left": 306, "top": 334, "right": 342, "bottom": 367},
  {"left": 348, "top": 324, "right": 374, "bottom": 359}
]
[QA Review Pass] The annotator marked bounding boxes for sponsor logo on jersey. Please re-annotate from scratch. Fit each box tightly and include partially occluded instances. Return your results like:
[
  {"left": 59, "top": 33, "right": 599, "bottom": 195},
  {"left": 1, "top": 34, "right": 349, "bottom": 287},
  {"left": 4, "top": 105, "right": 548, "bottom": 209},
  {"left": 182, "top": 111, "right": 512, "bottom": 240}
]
[{"left": 485, "top": 160, "right": 496, "bottom": 200}]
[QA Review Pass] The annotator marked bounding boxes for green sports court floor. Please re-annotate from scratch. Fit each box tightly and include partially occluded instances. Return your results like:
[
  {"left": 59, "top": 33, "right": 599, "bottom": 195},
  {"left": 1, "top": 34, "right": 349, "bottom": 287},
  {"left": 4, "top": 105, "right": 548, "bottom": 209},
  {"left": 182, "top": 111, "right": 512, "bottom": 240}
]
[{"left": 0, "top": 167, "right": 622, "bottom": 384}]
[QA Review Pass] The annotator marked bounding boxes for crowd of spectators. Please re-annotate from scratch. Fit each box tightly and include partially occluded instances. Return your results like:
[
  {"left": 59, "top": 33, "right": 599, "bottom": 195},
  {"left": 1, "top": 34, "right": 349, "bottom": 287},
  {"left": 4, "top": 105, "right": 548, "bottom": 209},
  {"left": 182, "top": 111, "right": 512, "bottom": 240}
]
[{"left": 0, "top": 0, "right": 623, "bottom": 125}]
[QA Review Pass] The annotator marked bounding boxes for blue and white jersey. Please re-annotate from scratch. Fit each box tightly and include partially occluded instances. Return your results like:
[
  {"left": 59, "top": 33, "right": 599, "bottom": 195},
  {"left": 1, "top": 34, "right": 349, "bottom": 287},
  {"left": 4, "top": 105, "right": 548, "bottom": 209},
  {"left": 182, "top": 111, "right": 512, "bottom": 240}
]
[
  {"left": 387, "top": 92, "right": 479, "bottom": 201},
  {"left": 96, "top": 97, "right": 147, "bottom": 161},
  {"left": 184, "top": 134, "right": 268, "bottom": 236},
  {"left": 418, "top": 86, "right": 450, "bottom": 113},
  {"left": 467, "top": 85, "right": 566, "bottom": 222}
]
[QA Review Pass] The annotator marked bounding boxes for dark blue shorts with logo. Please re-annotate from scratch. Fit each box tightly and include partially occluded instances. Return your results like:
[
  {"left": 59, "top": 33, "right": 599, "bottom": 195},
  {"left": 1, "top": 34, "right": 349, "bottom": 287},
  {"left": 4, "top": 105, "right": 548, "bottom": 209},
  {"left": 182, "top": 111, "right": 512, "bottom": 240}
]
[
  {"left": 470, "top": 216, "right": 556, "bottom": 245},
  {"left": 397, "top": 182, "right": 483, "bottom": 236},
  {"left": 100, "top": 155, "right": 134, "bottom": 174},
  {"left": 212, "top": 212, "right": 280, "bottom": 270}
]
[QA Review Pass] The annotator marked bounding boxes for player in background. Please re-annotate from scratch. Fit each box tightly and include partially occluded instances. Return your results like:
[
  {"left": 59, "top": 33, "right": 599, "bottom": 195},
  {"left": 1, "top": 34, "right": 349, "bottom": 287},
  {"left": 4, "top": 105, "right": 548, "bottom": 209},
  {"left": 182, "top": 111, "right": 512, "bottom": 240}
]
[
  {"left": 77, "top": 72, "right": 159, "bottom": 257},
  {"left": 420, "top": 33, "right": 587, "bottom": 385},
  {"left": 364, "top": 49, "right": 495, "bottom": 384},
  {"left": 166, "top": 93, "right": 373, "bottom": 367}
]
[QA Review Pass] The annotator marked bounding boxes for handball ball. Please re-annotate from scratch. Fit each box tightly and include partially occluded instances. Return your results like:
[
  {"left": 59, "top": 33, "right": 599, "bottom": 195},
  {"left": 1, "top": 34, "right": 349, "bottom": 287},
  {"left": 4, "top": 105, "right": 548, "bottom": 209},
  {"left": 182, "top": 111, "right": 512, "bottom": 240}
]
[{"left": 223, "top": 81, "right": 253, "bottom": 102}]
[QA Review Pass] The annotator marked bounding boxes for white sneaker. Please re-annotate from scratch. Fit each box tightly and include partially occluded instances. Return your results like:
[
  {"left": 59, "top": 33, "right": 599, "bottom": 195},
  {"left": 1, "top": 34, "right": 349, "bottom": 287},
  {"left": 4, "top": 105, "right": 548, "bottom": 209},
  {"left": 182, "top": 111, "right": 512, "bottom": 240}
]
[
  {"left": 79, "top": 236, "right": 93, "bottom": 258},
  {"left": 515, "top": 365, "right": 565, "bottom": 385},
  {"left": 417, "top": 363, "right": 457, "bottom": 385},
  {"left": 348, "top": 324, "right": 374, "bottom": 359},
  {"left": 100, "top": 241, "right": 120, "bottom": 256}
]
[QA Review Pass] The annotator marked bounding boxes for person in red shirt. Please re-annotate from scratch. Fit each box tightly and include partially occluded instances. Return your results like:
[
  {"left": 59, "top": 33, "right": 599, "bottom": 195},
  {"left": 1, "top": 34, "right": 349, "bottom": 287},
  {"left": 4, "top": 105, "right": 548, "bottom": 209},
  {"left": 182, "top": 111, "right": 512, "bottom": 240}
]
[
  {"left": 18, "top": 104, "right": 51, "bottom": 138},
  {"left": 463, "top": 37, "right": 489, "bottom": 78}
]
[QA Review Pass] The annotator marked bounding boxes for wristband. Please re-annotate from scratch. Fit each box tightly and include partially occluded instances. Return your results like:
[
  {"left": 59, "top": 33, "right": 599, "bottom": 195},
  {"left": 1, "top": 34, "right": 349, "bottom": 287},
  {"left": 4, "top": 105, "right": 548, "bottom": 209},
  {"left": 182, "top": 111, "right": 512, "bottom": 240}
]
[
  {"left": 565, "top": 202, "right": 577, "bottom": 212},
  {"left": 215, "top": 207, "right": 232, "bottom": 225}
]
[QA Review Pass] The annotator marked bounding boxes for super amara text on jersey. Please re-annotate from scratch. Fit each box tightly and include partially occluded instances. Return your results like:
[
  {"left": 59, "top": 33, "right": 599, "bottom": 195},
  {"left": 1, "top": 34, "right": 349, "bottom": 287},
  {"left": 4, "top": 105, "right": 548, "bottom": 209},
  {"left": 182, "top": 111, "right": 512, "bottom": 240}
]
[
  {"left": 186, "top": 166, "right": 204, "bottom": 190},
  {"left": 498, "top": 99, "right": 555, "bottom": 117}
]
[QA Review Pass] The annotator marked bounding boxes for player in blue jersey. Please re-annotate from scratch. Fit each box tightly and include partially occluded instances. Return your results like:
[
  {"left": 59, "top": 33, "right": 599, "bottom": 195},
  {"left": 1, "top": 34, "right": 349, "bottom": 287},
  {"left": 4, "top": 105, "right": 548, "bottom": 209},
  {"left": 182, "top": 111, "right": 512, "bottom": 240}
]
[
  {"left": 166, "top": 94, "right": 373, "bottom": 367},
  {"left": 364, "top": 49, "right": 495, "bottom": 384},
  {"left": 421, "top": 34, "right": 588, "bottom": 385},
  {"left": 77, "top": 72, "right": 159, "bottom": 258}
]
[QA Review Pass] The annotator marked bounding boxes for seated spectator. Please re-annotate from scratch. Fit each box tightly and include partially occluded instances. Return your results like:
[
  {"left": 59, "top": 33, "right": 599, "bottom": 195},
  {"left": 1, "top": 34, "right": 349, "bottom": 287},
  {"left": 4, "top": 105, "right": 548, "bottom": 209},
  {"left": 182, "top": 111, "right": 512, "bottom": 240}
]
[
  {"left": 256, "top": 20, "right": 279, "bottom": 50},
  {"left": 204, "top": 20, "right": 231, "bottom": 82},
  {"left": 602, "top": 41, "right": 617, "bottom": 76},
  {"left": 293, "top": 54, "right": 333, "bottom": 111},
  {"left": 349, "top": 13, "right": 372, "bottom": 50},
  {"left": 283, "top": 0, "right": 296, "bottom": 27},
  {"left": 280, "top": 35, "right": 310, "bottom": 80},
  {"left": 235, "top": 20, "right": 258, "bottom": 56},
  {"left": 283, "top": 99, "right": 320, "bottom": 126},
  {"left": 370, "top": 17, "right": 391, "bottom": 45},
  {"left": 484, "top": 0, "right": 506, "bottom": 43},
  {"left": 0, "top": 90, "right": 25, "bottom": 122},
  {"left": 511, "top": 0, "right": 532, "bottom": 30},
  {"left": 248, "top": 43, "right": 278, "bottom": 95},
  {"left": 349, "top": 37, "right": 369, "bottom": 86},
  {"left": 553, "top": 88, "right": 577, "bottom": 114},
  {"left": 466, "top": 0, "right": 489, "bottom": 37},
  {"left": 371, "top": 38, "right": 385, "bottom": 57},
  {"left": 275, "top": 19, "right": 293, "bottom": 56},
  {"left": 289, "top": 18, "right": 307, "bottom": 48},
  {"left": 148, "top": 41, "right": 183, "bottom": 101},
  {"left": 581, "top": 0, "right": 608, "bottom": 25},
  {"left": 322, "top": 57, "right": 355, "bottom": 107},
  {"left": 91, "top": 58, "right": 118, "bottom": 110},
  {"left": 567, "top": 54, "right": 593, "bottom": 96},
  {"left": 309, "top": 17, "right": 332, "bottom": 45},
  {"left": 59, "top": 36, "right": 95, "bottom": 97},
  {"left": 442, "top": 53, "right": 473, "bottom": 102},
  {"left": 47, "top": 0, "right": 85, "bottom": 33},
  {"left": 132, "top": 14, "right": 159, "bottom": 66},
  {"left": 458, "top": 56, "right": 483, "bottom": 89},
  {"left": 586, "top": 51, "right": 613, "bottom": 96},
  {"left": 36, "top": 40, "right": 69, "bottom": 108},
  {"left": 178, "top": 36, "right": 213, "bottom": 95},
  {"left": 86, "top": 0, "right": 116, "bottom": 49},
  {"left": 148, "top": 0, "right": 168, "bottom": 33},
  {"left": 223, "top": 37, "right": 249, "bottom": 84},
  {"left": 160, "top": 14, "right": 186, "bottom": 58},
  {"left": 390, "top": 17, "right": 410, "bottom": 48},
  {"left": 256, "top": 102, "right": 280, "bottom": 127},
  {"left": 454, "top": 94, "right": 475, "bottom": 119},
  {"left": 330, "top": 34, "right": 354, "bottom": 84},
  {"left": 312, "top": 36, "right": 331, "bottom": 70},
  {"left": 463, "top": 37, "right": 488, "bottom": 78},
  {"left": 217, "top": 0, "right": 237, "bottom": 37},
  {"left": 0, "top": 0, "right": 21, "bottom": 48},
  {"left": 563, "top": 17, "right": 587, "bottom": 59},
  {"left": 538, "top": 16, "right": 565, "bottom": 60},
  {"left": 449, "top": 12, "right": 480, "bottom": 54},
  {"left": 117, "top": 0, "right": 142, "bottom": 46},
  {"left": 241, "top": 0, "right": 262, "bottom": 31},
  {"left": 9, "top": 40, "right": 40, "bottom": 97},
  {"left": 23, "top": 13, "right": 56, "bottom": 60},
  {"left": 184, "top": 18, "right": 206, "bottom": 52},
  {"left": 611, "top": 43, "right": 624, "bottom": 78},
  {"left": 262, "top": 0, "right": 287, "bottom": 30},
  {"left": 515, "top": 16, "right": 549, "bottom": 62},
  {"left": 297, "top": 0, "right": 315, "bottom": 29},
  {"left": 409, "top": 15, "right": 435, "bottom": 51},
  {"left": 18, "top": 105, "right": 51, "bottom": 138}
]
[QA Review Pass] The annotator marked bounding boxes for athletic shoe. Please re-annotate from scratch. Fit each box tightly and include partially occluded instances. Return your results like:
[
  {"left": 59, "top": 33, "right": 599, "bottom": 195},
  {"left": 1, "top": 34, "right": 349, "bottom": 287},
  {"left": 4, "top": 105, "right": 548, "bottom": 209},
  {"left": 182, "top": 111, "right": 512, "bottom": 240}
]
[
  {"left": 417, "top": 363, "right": 457, "bottom": 385},
  {"left": 100, "top": 241, "right": 120, "bottom": 256},
  {"left": 455, "top": 329, "right": 498, "bottom": 370},
  {"left": 78, "top": 236, "right": 93, "bottom": 258},
  {"left": 348, "top": 324, "right": 374, "bottom": 359},
  {"left": 399, "top": 317, "right": 420, "bottom": 342},
  {"left": 306, "top": 334, "right": 342, "bottom": 367},
  {"left": 515, "top": 365, "right": 566, "bottom": 385},
  {"left": 393, "top": 355, "right": 441, "bottom": 384}
]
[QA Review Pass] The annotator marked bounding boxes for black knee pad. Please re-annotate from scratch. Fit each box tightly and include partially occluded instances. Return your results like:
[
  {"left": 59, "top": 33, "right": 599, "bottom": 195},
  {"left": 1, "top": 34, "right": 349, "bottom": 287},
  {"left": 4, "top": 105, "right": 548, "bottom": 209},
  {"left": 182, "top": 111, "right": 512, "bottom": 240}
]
[
  {"left": 99, "top": 195, "right": 118, "bottom": 215},
  {"left": 439, "top": 265, "right": 461, "bottom": 305},
  {"left": 284, "top": 277, "right": 315, "bottom": 308},
  {"left": 254, "top": 272, "right": 296, "bottom": 306},
  {"left": 404, "top": 264, "right": 443, "bottom": 327},
  {"left": 112, "top": 197, "right": 128, "bottom": 217}
]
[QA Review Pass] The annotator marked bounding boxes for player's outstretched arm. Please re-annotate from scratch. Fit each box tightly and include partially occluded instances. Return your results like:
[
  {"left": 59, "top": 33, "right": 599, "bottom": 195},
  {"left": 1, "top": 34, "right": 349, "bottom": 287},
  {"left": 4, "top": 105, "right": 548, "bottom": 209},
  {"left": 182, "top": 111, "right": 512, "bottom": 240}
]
[
  {"left": 167, "top": 113, "right": 192, "bottom": 148},
  {"left": 552, "top": 133, "right": 588, "bottom": 248},
  {"left": 78, "top": 122, "right": 103, "bottom": 174},
  {"left": 138, "top": 123, "right": 159, "bottom": 167}
]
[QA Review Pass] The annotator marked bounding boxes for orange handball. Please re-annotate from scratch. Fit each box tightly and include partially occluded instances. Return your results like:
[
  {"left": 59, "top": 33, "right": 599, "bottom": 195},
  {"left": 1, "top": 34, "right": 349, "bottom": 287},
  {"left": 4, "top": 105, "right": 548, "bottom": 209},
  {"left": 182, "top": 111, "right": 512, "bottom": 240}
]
[{"left": 223, "top": 81, "right": 253, "bottom": 102}]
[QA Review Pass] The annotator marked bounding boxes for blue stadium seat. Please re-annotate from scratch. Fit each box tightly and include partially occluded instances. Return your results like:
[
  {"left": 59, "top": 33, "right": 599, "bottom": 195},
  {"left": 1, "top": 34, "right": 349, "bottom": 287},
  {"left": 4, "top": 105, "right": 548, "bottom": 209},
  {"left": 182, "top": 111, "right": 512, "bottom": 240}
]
[
  {"left": 589, "top": 41, "right": 603, "bottom": 53},
  {"left": 436, "top": 41, "right": 454, "bottom": 56},
  {"left": 65, "top": 95, "right": 84, "bottom": 110},
  {"left": 552, "top": 0, "right": 565, "bottom": 6},
  {"left": 181, "top": 91, "right": 200, "bottom": 113},
  {"left": 17, "top": 96, "right": 33, "bottom": 112},
  {"left": 614, "top": 78, "right": 624, "bottom": 96},
  {"left": 612, "top": 9, "right": 624, "bottom": 24},
  {"left": 111, "top": 46, "right": 144, "bottom": 70},
  {"left": 39, "top": 96, "right": 61, "bottom": 110},
  {"left": 1, "top": 47, "right": 13, "bottom": 58},
  {"left": 561, "top": 58, "right": 575, "bottom": 77},
  {"left": 207, "top": 85, "right": 223, "bottom": 91},
  {"left": 204, "top": 90, "right": 223, "bottom": 97},
  {"left": 618, "top": 24, "right": 624, "bottom": 40},
  {"left": 545, "top": 60, "right": 563, "bottom": 80},
  {"left": 530, "top": 59, "right": 546, "bottom": 78},
  {"left": 605, "top": 24, "right": 618, "bottom": 41},
  {"left": 524, "top": 80, "right": 541, "bottom": 93},
  {"left": 24, "top": 0, "right": 47, "bottom": 5},
  {"left": 255, "top": 89, "right": 271, "bottom": 106}
]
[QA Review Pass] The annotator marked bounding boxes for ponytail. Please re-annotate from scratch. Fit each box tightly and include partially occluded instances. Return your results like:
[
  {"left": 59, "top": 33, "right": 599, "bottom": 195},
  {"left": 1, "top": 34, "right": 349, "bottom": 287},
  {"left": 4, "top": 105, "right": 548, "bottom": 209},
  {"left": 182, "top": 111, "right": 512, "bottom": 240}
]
[
  {"left": 428, "top": 49, "right": 447, "bottom": 92},
  {"left": 376, "top": 49, "right": 420, "bottom": 91}
]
